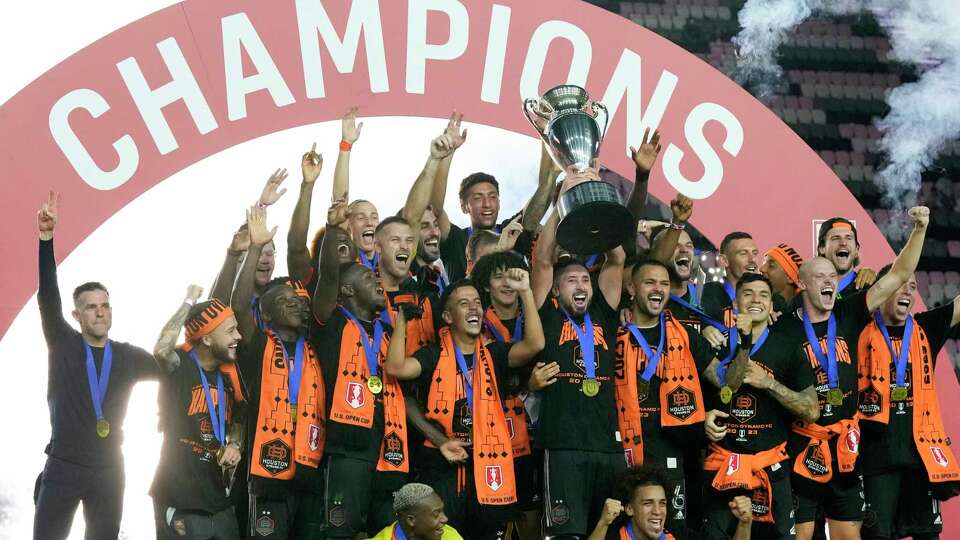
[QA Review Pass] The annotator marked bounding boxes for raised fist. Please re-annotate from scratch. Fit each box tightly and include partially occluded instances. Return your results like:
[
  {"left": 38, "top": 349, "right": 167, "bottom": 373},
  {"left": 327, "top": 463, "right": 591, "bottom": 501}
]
[{"left": 907, "top": 206, "right": 929, "bottom": 229}]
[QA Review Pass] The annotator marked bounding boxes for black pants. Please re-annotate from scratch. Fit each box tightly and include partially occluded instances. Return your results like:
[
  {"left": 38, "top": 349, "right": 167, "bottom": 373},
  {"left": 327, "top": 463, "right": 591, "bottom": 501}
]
[
  {"left": 543, "top": 449, "right": 627, "bottom": 538},
  {"left": 702, "top": 461, "right": 795, "bottom": 540},
  {"left": 33, "top": 456, "right": 124, "bottom": 540},
  {"left": 248, "top": 488, "right": 324, "bottom": 539},
  {"left": 418, "top": 460, "right": 513, "bottom": 540},
  {"left": 153, "top": 501, "right": 240, "bottom": 540},
  {"left": 322, "top": 454, "right": 397, "bottom": 538},
  {"left": 862, "top": 468, "right": 942, "bottom": 540}
]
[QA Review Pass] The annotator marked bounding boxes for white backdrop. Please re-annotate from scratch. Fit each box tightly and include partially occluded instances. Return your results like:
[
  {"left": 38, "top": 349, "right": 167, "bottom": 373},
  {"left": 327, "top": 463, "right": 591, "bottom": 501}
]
[{"left": 0, "top": 4, "right": 542, "bottom": 538}]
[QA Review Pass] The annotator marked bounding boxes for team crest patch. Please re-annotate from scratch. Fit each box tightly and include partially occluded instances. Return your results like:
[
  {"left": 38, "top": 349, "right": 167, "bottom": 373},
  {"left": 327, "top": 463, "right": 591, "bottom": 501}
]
[
  {"left": 346, "top": 381, "right": 365, "bottom": 409},
  {"left": 750, "top": 488, "right": 770, "bottom": 518},
  {"left": 731, "top": 393, "right": 756, "bottom": 423},
  {"left": 383, "top": 431, "right": 405, "bottom": 467},
  {"left": 666, "top": 386, "right": 696, "bottom": 421},
  {"left": 308, "top": 424, "right": 321, "bottom": 451},
  {"left": 726, "top": 453, "right": 740, "bottom": 476},
  {"left": 328, "top": 505, "right": 347, "bottom": 528},
  {"left": 486, "top": 465, "right": 504, "bottom": 491},
  {"left": 255, "top": 514, "right": 275, "bottom": 536},
  {"left": 551, "top": 503, "right": 570, "bottom": 525},
  {"left": 259, "top": 438, "right": 291, "bottom": 476},
  {"left": 506, "top": 416, "right": 516, "bottom": 439},
  {"left": 858, "top": 385, "right": 882, "bottom": 417},
  {"left": 624, "top": 448, "right": 636, "bottom": 466},
  {"left": 803, "top": 444, "right": 828, "bottom": 477},
  {"left": 932, "top": 446, "right": 950, "bottom": 467},
  {"left": 845, "top": 427, "right": 861, "bottom": 454}
]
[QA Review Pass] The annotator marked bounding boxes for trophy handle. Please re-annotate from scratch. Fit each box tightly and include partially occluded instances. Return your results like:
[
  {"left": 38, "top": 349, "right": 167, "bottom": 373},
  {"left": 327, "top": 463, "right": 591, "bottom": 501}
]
[
  {"left": 592, "top": 102, "right": 610, "bottom": 145},
  {"left": 523, "top": 98, "right": 550, "bottom": 135}
]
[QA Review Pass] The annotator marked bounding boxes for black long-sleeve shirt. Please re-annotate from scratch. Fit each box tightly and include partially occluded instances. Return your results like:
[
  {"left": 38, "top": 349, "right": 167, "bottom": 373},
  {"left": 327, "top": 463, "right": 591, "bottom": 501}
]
[{"left": 38, "top": 238, "right": 158, "bottom": 468}]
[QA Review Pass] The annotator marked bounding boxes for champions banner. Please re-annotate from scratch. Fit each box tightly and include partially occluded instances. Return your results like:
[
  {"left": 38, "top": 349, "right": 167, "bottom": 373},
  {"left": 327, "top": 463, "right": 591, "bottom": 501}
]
[{"left": 0, "top": 0, "right": 955, "bottom": 536}]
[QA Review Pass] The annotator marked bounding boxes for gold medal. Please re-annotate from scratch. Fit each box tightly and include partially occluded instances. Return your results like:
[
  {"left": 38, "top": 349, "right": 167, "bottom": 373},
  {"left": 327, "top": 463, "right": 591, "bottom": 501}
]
[
  {"left": 96, "top": 419, "right": 110, "bottom": 438},
  {"left": 290, "top": 404, "right": 298, "bottom": 423},
  {"left": 637, "top": 379, "right": 649, "bottom": 397},
  {"left": 720, "top": 386, "right": 733, "bottom": 404},
  {"left": 582, "top": 378, "right": 600, "bottom": 397},
  {"left": 216, "top": 447, "right": 225, "bottom": 462},
  {"left": 827, "top": 388, "right": 843, "bottom": 406},
  {"left": 367, "top": 375, "right": 383, "bottom": 394},
  {"left": 891, "top": 386, "right": 908, "bottom": 401}
]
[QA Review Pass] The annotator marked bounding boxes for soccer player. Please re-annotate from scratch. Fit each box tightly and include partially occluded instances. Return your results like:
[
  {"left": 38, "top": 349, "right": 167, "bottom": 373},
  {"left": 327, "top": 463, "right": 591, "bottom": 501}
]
[
  {"left": 762, "top": 244, "right": 804, "bottom": 306},
  {"left": 369, "top": 483, "right": 465, "bottom": 540},
  {"left": 33, "top": 191, "right": 160, "bottom": 540},
  {"left": 701, "top": 232, "right": 761, "bottom": 328},
  {"left": 816, "top": 217, "right": 877, "bottom": 298}
]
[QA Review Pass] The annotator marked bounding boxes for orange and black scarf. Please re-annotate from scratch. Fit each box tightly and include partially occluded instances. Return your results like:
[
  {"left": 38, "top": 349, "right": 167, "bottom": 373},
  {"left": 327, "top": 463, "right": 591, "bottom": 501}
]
[{"left": 481, "top": 306, "right": 532, "bottom": 458}]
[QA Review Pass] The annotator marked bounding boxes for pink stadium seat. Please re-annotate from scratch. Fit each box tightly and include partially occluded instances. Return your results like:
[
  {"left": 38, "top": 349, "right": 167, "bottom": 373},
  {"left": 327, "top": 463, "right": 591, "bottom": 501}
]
[
  {"left": 620, "top": 2, "right": 634, "bottom": 13},
  {"left": 851, "top": 138, "right": 867, "bottom": 153},
  {"left": 835, "top": 151, "right": 851, "bottom": 166},
  {"left": 820, "top": 150, "right": 836, "bottom": 164},
  {"left": 839, "top": 124, "right": 854, "bottom": 139},
  {"left": 917, "top": 271, "right": 930, "bottom": 288},
  {"left": 946, "top": 271, "right": 960, "bottom": 285},
  {"left": 928, "top": 284, "right": 945, "bottom": 306},
  {"left": 930, "top": 271, "right": 945, "bottom": 285},
  {"left": 833, "top": 164, "right": 849, "bottom": 180},
  {"left": 848, "top": 165, "right": 864, "bottom": 182},
  {"left": 949, "top": 241, "right": 960, "bottom": 257}
]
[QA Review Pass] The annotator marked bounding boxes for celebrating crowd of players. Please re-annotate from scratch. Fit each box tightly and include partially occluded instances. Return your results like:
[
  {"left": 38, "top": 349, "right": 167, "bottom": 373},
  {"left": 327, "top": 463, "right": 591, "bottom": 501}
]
[{"left": 32, "top": 109, "right": 960, "bottom": 540}]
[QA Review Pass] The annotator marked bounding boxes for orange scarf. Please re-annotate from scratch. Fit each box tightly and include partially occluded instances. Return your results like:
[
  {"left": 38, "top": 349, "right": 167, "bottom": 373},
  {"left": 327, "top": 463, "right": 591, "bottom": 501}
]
[
  {"left": 703, "top": 442, "right": 788, "bottom": 523},
  {"left": 481, "top": 306, "right": 532, "bottom": 458},
  {"left": 249, "top": 330, "right": 326, "bottom": 480},
  {"left": 328, "top": 314, "right": 409, "bottom": 473},
  {"left": 424, "top": 328, "right": 516, "bottom": 505},
  {"left": 615, "top": 314, "right": 706, "bottom": 466},
  {"left": 791, "top": 418, "right": 859, "bottom": 483},
  {"left": 383, "top": 292, "right": 436, "bottom": 356},
  {"left": 617, "top": 524, "right": 676, "bottom": 540},
  {"left": 858, "top": 319, "right": 960, "bottom": 483}
]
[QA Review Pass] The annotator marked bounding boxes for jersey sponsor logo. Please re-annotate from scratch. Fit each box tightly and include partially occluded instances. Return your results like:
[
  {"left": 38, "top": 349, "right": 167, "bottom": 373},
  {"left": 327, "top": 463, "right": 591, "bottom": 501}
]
[
  {"left": 486, "top": 464, "right": 504, "bottom": 491},
  {"left": 255, "top": 514, "right": 275, "bottom": 537},
  {"left": 858, "top": 385, "right": 882, "bottom": 417},
  {"left": 259, "top": 438, "right": 291, "bottom": 476},
  {"left": 731, "top": 392, "right": 756, "bottom": 424},
  {"left": 932, "top": 446, "right": 950, "bottom": 467},
  {"left": 308, "top": 424, "right": 321, "bottom": 451},
  {"left": 573, "top": 344, "right": 600, "bottom": 376},
  {"left": 559, "top": 321, "right": 608, "bottom": 349},
  {"left": 845, "top": 426, "right": 861, "bottom": 454},
  {"left": 383, "top": 431, "right": 405, "bottom": 467},
  {"left": 802, "top": 444, "right": 828, "bottom": 477},
  {"left": 346, "top": 381, "right": 365, "bottom": 409},
  {"left": 199, "top": 416, "right": 213, "bottom": 438},
  {"left": 667, "top": 386, "right": 696, "bottom": 421},
  {"left": 550, "top": 502, "right": 570, "bottom": 525},
  {"left": 726, "top": 453, "right": 740, "bottom": 476}
]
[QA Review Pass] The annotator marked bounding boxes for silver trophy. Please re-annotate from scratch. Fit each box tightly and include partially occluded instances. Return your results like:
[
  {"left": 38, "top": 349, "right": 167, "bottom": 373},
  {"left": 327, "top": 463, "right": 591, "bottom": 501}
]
[{"left": 524, "top": 85, "right": 633, "bottom": 254}]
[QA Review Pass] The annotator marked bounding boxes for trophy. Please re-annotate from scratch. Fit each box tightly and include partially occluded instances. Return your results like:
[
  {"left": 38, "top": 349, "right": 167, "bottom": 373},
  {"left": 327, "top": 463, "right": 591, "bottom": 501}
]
[{"left": 524, "top": 85, "right": 634, "bottom": 254}]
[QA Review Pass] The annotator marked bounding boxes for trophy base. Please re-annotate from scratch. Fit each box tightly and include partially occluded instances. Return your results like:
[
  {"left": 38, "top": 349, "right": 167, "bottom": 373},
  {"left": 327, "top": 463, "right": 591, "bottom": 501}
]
[{"left": 556, "top": 181, "right": 633, "bottom": 255}]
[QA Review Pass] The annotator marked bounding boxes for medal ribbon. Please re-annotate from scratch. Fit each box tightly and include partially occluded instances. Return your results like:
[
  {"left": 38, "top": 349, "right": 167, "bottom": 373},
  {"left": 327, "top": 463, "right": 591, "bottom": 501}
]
[
  {"left": 750, "top": 328, "right": 770, "bottom": 356},
  {"left": 360, "top": 251, "right": 379, "bottom": 270},
  {"left": 667, "top": 293, "right": 726, "bottom": 331},
  {"left": 585, "top": 254, "right": 600, "bottom": 268},
  {"left": 189, "top": 352, "right": 226, "bottom": 446},
  {"left": 483, "top": 308, "right": 524, "bottom": 343},
  {"left": 837, "top": 270, "right": 857, "bottom": 295},
  {"left": 338, "top": 306, "right": 384, "bottom": 380},
  {"left": 802, "top": 309, "right": 839, "bottom": 391},
  {"left": 563, "top": 309, "right": 596, "bottom": 383},
  {"left": 874, "top": 311, "right": 913, "bottom": 389},
  {"left": 393, "top": 522, "right": 409, "bottom": 540},
  {"left": 453, "top": 342, "right": 475, "bottom": 413},
  {"left": 625, "top": 312, "right": 666, "bottom": 383},
  {"left": 269, "top": 327, "right": 305, "bottom": 413},
  {"left": 715, "top": 330, "right": 739, "bottom": 388},
  {"left": 83, "top": 340, "right": 113, "bottom": 426},
  {"left": 625, "top": 522, "right": 667, "bottom": 540},
  {"left": 688, "top": 282, "right": 700, "bottom": 306}
]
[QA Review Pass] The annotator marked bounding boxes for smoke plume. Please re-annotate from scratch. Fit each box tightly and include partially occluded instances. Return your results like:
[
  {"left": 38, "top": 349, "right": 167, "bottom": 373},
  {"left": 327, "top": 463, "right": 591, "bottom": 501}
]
[{"left": 733, "top": 0, "right": 960, "bottom": 209}]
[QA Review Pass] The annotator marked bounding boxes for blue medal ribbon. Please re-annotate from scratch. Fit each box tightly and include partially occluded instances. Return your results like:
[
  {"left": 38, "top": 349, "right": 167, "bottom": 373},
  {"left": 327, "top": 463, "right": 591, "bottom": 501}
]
[
  {"left": 585, "top": 254, "right": 600, "bottom": 268},
  {"left": 393, "top": 522, "right": 408, "bottom": 540},
  {"left": 874, "top": 312, "right": 913, "bottom": 390},
  {"left": 723, "top": 281, "right": 736, "bottom": 304},
  {"left": 83, "top": 340, "right": 113, "bottom": 426},
  {"left": 483, "top": 308, "right": 524, "bottom": 343},
  {"left": 563, "top": 309, "right": 596, "bottom": 383},
  {"left": 453, "top": 342, "right": 475, "bottom": 413},
  {"left": 715, "top": 329, "right": 739, "bottom": 388},
  {"left": 359, "top": 251, "right": 379, "bottom": 270},
  {"left": 625, "top": 312, "right": 666, "bottom": 384},
  {"left": 270, "top": 327, "right": 305, "bottom": 415},
  {"left": 837, "top": 270, "right": 857, "bottom": 295},
  {"left": 339, "top": 306, "right": 385, "bottom": 380},
  {"left": 189, "top": 352, "right": 226, "bottom": 447},
  {"left": 625, "top": 522, "right": 667, "bottom": 540},
  {"left": 668, "top": 292, "right": 726, "bottom": 331},
  {"left": 250, "top": 296, "right": 264, "bottom": 330},
  {"left": 687, "top": 282, "right": 700, "bottom": 306},
  {"left": 750, "top": 328, "right": 770, "bottom": 356},
  {"left": 802, "top": 309, "right": 839, "bottom": 391}
]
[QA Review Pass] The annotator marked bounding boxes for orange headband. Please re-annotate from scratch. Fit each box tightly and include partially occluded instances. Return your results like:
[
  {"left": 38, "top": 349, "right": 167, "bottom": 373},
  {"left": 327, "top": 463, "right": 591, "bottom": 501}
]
[
  {"left": 830, "top": 222, "right": 853, "bottom": 231},
  {"left": 765, "top": 243, "right": 803, "bottom": 285},
  {"left": 288, "top": 279, "right": 310, "bottom": 299},
  {"left": 178, "top": 299, "right": 235, "bottom": 352}
]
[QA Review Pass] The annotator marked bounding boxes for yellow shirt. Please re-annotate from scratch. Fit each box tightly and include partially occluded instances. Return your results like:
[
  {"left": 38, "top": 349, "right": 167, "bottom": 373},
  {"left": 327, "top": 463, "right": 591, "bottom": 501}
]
[{"left": 370, "top": 522, "right": 464, "bottom": 540}]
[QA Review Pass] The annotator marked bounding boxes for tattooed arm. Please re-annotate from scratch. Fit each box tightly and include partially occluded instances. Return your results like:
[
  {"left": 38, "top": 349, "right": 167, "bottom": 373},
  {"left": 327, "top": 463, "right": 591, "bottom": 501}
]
[
  {"left": 744, "top": 360, "right": 820, "bottom": 423},
  {"left": 154, "top": 285, "right": 204, "bottom": 373}
]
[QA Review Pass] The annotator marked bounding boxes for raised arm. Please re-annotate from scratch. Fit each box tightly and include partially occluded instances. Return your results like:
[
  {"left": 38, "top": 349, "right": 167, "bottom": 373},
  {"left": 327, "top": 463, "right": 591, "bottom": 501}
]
[
  {"left": 598, "top": 246, "right": 625, "bottom": 310},
  {"left": 402, "top": 134, "right": 457, "bottom": 260},
  {"left": 384, "top": 309, "right": 423, "bottom": 380},
  {"left": 37, "top": 191, "right": 72, "bottom": 343},
  {"left": 332, "top": 107, "right": 363, "bottom": 203},
  {"left": 232, "top": 207, "right": 277, "bottom": 345},
  {"left": 521, "top": 143, "right": 561, "bottom": 232},
  {"left": 532, "top": 209, "right": 560, "bottom": 308},
  {"left": 153, "top": 285, "right": 203, "bottom": 373},
  {"left": 288, "top": 145, "right": 322, "bottom": 282},
  {"left": 505, "top": 269, "right": 545, "bottom": 367},
  {"left": 649, "top": 195, "right": 693, "bottom": 265},
  {"left": 625, "top": 128, "right": 662, "bottom": 221},
  {"left": 866, "top": 206, "right": 929, "bottom": 312},
  {"left": 312, "top": 200, "right": 349, "bottom": 324},
  {"left": 429, "top": 112, "right": 467, "bottom": 240},
  {"left": 209, "top": 225, "right": 248, "bottom": 304}
]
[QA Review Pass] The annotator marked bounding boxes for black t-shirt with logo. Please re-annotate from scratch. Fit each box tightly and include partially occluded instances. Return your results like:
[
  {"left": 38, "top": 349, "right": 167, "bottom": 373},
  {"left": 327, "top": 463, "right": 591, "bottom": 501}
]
[
  {"left": 705, "top": 323, "right": 818, "bottom": 455},
  {"left": 314, "top": 310, "right": 389, "bottom": 463},
  {"left": 439, "top": 212, "right": 532, "bottom": 283},
  {"left": 701, "top": 281, "right": 736, "bottom": 328},
  {"left": 667, "top": 288, "right": 704, "bottom": 331},
  {"left": 781, "top": 292, "right": 873, "bottom": 460},
  {"left": 412, "top": 340, "right": 511, "bottom": 469},
  {"left": 619, "top": 320, "right": 715, "bottom": 462},
  {"left": 151, "top": 351, "right": 242, "bottom": 513},
  {"left": 536, "top": 295, "right": 622, "bottom": 453},
  {"left": 860, "top": 302, "right": 958, "bottom": 474}
]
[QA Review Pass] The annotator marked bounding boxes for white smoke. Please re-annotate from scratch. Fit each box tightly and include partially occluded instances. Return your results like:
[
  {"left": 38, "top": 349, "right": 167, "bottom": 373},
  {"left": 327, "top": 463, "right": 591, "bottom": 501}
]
[{"left": 733, "top": 0, "right": 960, "bottom": 209}]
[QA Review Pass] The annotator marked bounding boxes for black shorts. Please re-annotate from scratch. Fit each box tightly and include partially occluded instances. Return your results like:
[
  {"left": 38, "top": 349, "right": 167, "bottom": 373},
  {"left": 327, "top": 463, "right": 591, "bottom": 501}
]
[
  {"left": 862, "top": 468, "right": 943, "bottom": 539},
  {"left": 322, "top": 454, "right": 398, "bottom": 538},
  {"left": 543, "top": 449, "right": 626, "bottom": 537},
  {"left": 702, "top": 459, "right": 795, "bottom": 540},
  {"left": 248, "top": 487, "right": 324, "bottom": 539},
  {"left": 153, "top": 501, "right": 240, "bottom": 540},
  {"left": 417, "top": 461, "right": 514, "bottom": 540},
  {"left": 515, "top": 451, "right": 543, "bottom": 511},
  {"left": 793, "top": 471, "right": 865, "bottom": 524}
]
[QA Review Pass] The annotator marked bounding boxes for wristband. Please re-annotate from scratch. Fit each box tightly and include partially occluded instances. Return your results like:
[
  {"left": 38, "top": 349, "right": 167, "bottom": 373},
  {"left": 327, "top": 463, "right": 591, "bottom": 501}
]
[
  {"left": 340, "top": 140, "right": 353, "bottom": 152},
  {"left": 668, "top": 222, "right": 686, "bottom": 230},
  {"left": 255, "top": 201, "right": 267, "bottom": 209}
]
